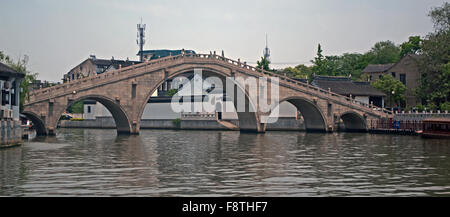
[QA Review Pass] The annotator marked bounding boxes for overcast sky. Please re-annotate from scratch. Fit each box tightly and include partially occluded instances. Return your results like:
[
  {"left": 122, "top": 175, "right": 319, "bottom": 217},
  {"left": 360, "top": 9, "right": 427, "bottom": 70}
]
[{"left": 0, "top": 0, "right": 446, "bottom": 82}]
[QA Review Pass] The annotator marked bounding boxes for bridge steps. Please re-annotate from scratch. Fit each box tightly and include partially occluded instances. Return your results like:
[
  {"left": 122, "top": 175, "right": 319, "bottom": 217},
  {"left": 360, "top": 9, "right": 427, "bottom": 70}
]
[{"left": 217, "top": 120, "right": 239, "bottom": 131}]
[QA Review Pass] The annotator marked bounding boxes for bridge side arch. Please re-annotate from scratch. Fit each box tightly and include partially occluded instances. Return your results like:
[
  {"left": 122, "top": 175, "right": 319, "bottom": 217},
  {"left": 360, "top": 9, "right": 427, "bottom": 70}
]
[
  {"left": 51, "top": 95, "right": 133, "bottom": 135},
  {"left": 339, "top": 111, "right": 367, "bottom": 132},
  {"left": 22, "top": 111, "right": 47, "bottom": 136},
  {"left": 277, "top": 96, "right": 328, "bottom": 132},
  {"left": 136, "top": 66, "right": 262, "bottom": 132}
]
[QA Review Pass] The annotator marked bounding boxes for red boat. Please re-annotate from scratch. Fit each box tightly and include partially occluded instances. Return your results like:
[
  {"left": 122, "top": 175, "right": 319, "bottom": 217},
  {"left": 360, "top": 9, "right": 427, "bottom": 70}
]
[{"left": 421, "top": 118, "right": 450, "bottom": 139}]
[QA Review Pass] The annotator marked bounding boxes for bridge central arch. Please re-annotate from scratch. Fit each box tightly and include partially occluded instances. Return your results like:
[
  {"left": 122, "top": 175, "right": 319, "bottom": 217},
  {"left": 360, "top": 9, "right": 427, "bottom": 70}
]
[
  {"left": 136, "top": 67, "right": 262, "bottom": 132},
  {"left": 277, "top": 96, "right": 327, "bottom": 132}
]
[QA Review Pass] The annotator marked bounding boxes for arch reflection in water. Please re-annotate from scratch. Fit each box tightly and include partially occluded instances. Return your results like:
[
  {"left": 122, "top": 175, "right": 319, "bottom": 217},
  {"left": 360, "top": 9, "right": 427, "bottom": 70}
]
[{"left": 1, "top": 129, "right": 450, "bottom": 196}]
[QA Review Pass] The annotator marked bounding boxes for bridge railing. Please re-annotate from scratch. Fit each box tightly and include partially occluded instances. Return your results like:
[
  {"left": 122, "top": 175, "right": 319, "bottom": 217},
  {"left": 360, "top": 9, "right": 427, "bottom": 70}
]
[
  {"left": 27, "top": 54, "right": 187, "bottom": 98},
  {"left": 183, "top": 53, "right": 392, "bottom": 116},
  {"left": 27, "top": 53, "right": 392, "bottom": 116}
]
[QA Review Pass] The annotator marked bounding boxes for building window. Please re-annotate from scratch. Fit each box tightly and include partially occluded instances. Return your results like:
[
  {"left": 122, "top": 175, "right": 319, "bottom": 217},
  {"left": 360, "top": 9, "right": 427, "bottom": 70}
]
[
  {"left": 400, "top": 74, "right": 406, "bottom": 85},
  {"left": 369, "top": 75, "right": 372, "bottom": 81},
  {"left": 391, "top": 72, "right": 396, "bottom": 78},
  {"left": 71, "top": 74, "right": 74, "bottom": 80},
  {"left": 11, "top": 81, "right": 16, "bottom": 106},
  {"left": 87, "top": 106, "right": 91, "bottom": 113},
  {"left": 2, "top": 90, "right": 9, "bottom": 105}
]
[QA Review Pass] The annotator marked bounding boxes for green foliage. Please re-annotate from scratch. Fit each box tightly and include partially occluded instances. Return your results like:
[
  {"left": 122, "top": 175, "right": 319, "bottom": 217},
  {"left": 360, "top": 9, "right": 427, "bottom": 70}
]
[
  {"left": 415, "top": 104, "right": 425, "bottom": 112},
  {"left": 400, "top": 36, "right": 422, "bottom": 57},
  {"left": 277, "top": 3, "right": 448, "bottom": 110},
  {"left": 404, "top": 105, "right": 412, "bottom": 112},
  {"left": 0, "top": 51, "right": 38, "bottom": 112},
  {"left": 280, "top": 64, "right": 313, "bottom": 80},
  {"left": 172, "top": 118, "right": 181, "bottom": 128},
  {"left": 429, "top": 2, "right": 450, "bottom": 32},
  {"left": 256, "top": 56, "right": 271, "bottom": 71},
  {"left": 310, "top": 44, "right": 328, "bottom": 76},
  {"left": 426, "top": 102, "right": 438, "bottom": 111},
  {"left": 440, "top": 102, "right": 450, "bottom": 111},
  {"left": 417, "top": 2, "right": 450, "bottom": 107},
  {"left": 365, "top": 41, "right": 401, "bottom": 64},
  {"left": 312, "top": 44, "right": 324, "bottom": 67},
  {"left": 67, "top": 101, "right": 84, "bottom": 114},
  {"left": 295, "top": 42, "right": 401, "bottom": 80},
  {"left": 167, "top": 89, "right": 178, "bottom": 97},
  {"left": 0, "top": 51, "right": 10, "bottom": 62},
  {"left": 371, "top": 75, "right": 406, "bottom": 107}
]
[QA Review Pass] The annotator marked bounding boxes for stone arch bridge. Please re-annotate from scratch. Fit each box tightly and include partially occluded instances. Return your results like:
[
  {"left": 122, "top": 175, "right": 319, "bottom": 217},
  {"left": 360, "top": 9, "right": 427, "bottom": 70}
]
[{"left": 23, "top": 53, "right": 393, "bottom": 136}]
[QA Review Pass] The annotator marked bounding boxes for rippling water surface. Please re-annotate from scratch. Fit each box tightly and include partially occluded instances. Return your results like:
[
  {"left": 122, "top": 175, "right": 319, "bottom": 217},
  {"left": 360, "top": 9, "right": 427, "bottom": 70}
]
[{"left": 1, "top": 129, "right": 450, "bottom": 196}]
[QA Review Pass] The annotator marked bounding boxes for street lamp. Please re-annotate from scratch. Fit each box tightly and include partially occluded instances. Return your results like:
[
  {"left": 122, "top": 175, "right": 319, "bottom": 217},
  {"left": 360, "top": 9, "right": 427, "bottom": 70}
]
[{"left": 391, "top": 90, "right": 395, "bottom": 110}]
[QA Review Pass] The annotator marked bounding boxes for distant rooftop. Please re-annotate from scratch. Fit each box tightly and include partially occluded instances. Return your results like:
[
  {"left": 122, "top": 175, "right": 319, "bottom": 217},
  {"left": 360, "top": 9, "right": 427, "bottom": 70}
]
[
  {"left": 137, "top": 49, "right": 196, "bottom": 61},
  {"left": 0, "top": 62, "right": 25, "bottom": 79},
  {"left": 90, "top": 57, "right": 140, "bottom": 68},
  {"left": 362, "top": 63, "right": 395, "bottom": 73},
  {"left": 312, "top": 76, "right": 386, "bottom": 97}
]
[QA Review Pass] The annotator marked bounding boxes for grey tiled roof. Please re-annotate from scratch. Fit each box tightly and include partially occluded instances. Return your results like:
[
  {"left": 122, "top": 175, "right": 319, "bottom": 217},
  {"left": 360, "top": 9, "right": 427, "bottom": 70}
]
[
  {"left": 92, "top": 59, "right": 140, "bottom": 67},
  {"left": 0, "top": 62, "right": 25, "bottom": 78},
  {"left": 138, "top": 49, "right": 196, "bottom": 60},
  {"left": 312, "top": 76, "right": 386, "bottom": 97},
  {"left": 362, "top": 63, "right": 395, "bottom": 73}
]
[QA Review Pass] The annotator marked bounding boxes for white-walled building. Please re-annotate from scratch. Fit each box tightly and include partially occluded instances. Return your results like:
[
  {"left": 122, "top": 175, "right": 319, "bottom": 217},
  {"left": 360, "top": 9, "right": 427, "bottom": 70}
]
[{"left": 0, "top": 62, "right": 24, "bottom": 147}]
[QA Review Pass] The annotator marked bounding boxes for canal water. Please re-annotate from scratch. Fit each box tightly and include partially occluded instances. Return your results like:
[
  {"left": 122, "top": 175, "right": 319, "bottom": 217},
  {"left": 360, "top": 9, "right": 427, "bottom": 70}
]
[{"left": 1, "top": 129, "right": 449, "bottom": 196}]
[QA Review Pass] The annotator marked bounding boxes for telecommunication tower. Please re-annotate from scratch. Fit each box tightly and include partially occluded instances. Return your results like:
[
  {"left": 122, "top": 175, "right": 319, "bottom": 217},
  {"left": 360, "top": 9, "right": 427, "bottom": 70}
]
[
  {"left": 263, "top": 34, "right": 270, "bottom": 62},
  {"left": 137, "top": 19, "right": 146, "bottom": 62}
]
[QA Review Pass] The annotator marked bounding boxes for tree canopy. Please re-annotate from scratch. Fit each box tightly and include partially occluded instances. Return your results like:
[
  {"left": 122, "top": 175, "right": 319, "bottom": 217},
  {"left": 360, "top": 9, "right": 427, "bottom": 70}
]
[
  {"left": 256, "top": 56, "right": 271, "bottom": 71},
  {"left": 417, "top": 2, "right": 450, "bottom": 107},
  {"left": 274, "top": 3, "right": 449, "bottom": 110},
  {"left": 371, "top": 75, "right": 406, "bottom": 107},
  {"left": 0, "top": 51, "right": 38, "bottom": 112},
  {"left": 400, "top": 36, "right": 422, "bottom": 57}
]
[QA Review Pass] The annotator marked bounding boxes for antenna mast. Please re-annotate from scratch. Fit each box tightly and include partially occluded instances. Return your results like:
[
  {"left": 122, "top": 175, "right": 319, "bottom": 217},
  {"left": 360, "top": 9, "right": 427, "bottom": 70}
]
[
  {"left": 263, "top": 34, "right": 271, "bottom": 62},
  {"left": 137, "top": 18, "right": 146, "bottom": 62}
]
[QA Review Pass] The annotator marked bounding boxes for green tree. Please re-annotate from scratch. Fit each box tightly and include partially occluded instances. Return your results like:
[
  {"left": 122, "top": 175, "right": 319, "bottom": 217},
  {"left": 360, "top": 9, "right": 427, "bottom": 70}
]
[
  {"left": 440, "top": 101, "right": 450, "bottom": 112},
  {"left": 429, "top": 2, "right": 450, "bottom": 32},
  {"left": 366, "top": 41, "right": 401, "bottom": 64},
  {"left": 308, "top": 41, "right": 401, "bottom": 79},
  {"left": 167, "top": 88, "right": 178, "bottom": 96},
  {"left": 314, "top": 44, "right": 324, "bottom": 63},
  {"left": 0, "top": 51, "right": 38, "bottom": 112},
  {"left": 280, "top": 64, "right": 313, "bottom": 80},
  {"left": 67, "top": 101, "right": 84, "bottom": 114},
  {"left": 400, "top": 36, "right": 422, "bottom": 57},
  {"left": 256, "top": 56, "right": 271, "bottom": 71},
  {"left": 339, "top": 53, "right": 368, "bottom": 79},
  {"left": 371, "top": 75, "right": 406, "bottom": 107},
  {"left": 417, "top": 2, "right": 450, "bottom": 107},
  {"left": 311, "top": 43, "right": 326, "bottom": 75}
]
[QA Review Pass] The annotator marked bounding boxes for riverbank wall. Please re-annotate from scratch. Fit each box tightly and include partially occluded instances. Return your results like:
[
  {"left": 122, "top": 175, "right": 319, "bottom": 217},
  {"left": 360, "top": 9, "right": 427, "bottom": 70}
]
[
  {"left": 0, "top": 120, "right": 22, "bottom": 148},
  {"left": 59, "top": 117, "right": 305, "bottom": 131},
  {"left": 394, "top": 113, "right": 450, "bottom": 121}
]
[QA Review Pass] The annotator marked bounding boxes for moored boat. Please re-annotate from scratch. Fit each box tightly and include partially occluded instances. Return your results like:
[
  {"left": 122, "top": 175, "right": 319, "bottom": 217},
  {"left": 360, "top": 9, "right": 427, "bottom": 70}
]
[{"left": 421, "top": 118, "right": 450, "bottom": 139}]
